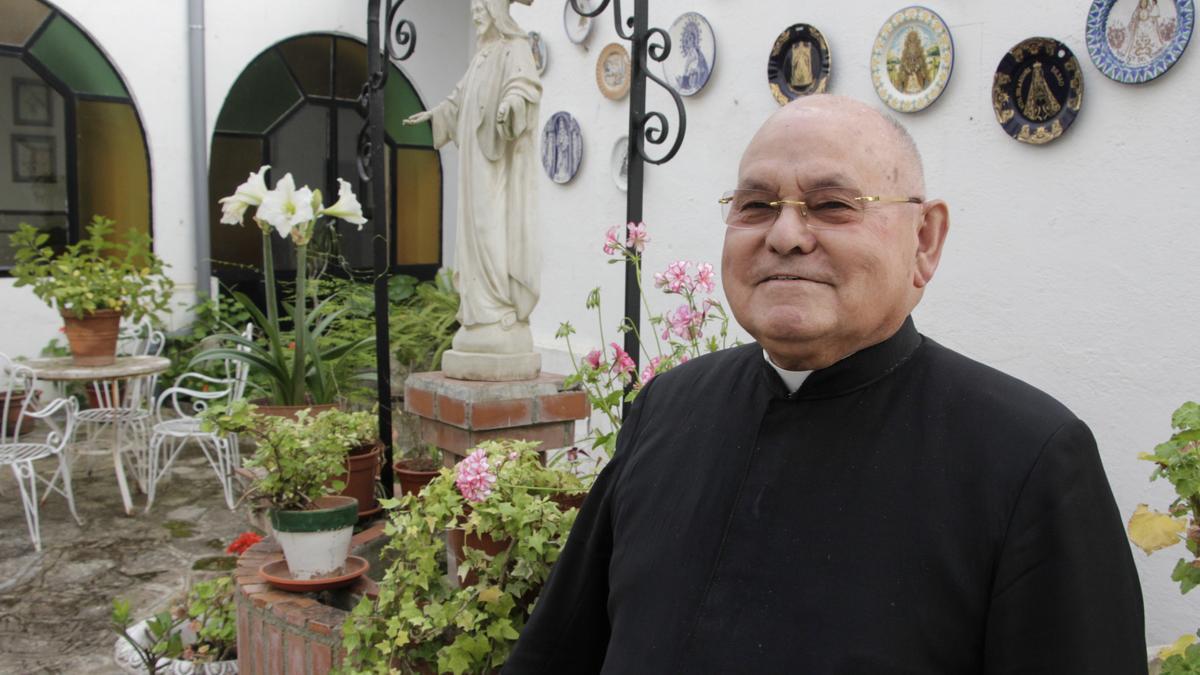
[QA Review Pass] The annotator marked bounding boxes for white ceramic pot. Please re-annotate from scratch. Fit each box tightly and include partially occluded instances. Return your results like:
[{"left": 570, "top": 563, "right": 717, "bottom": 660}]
[
  {"left": 270, "top": 495, "right": 358, "bottom": 580},
  {"left": 113, "top": 618, "right": 237, "bottom": 674}
]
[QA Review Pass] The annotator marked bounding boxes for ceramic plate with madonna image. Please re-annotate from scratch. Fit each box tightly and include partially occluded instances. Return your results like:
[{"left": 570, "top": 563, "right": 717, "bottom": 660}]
[
  {"left": 992, "top": 37, "right": 1084, "bottom": 145},
  {"left": 767, "top": 23, "right": 830, "bottom": 105},
  {"left": 1086, "top": 0, "right": 1194, "bottom": 83},
  {"left": 870, "top": 6, "right": 954, "bottom": 113}
]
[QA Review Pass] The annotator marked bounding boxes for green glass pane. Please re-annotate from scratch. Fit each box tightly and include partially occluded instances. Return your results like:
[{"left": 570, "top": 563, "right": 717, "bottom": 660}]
[
  {"left": 279, "top": 35, "right": 332, "bottom": 98},
  {"left": 28, "top": 15, "right": 127, "bottom": 98},
  {"left": 385, "top": 66, "right": 432, "bottom": 147},
  {"left": 334, "top": 37, "right": 367, "bottom": 101},
  {"left": 0, "top": 0, "right": 51, "bottom": 47},
  {"left": 215, "top": 49, "right": 302, "bottom": 134}
]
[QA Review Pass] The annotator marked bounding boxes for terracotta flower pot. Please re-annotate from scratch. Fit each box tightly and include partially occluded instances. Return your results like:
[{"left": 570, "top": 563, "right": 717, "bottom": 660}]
[
  {"left": 3, "top": 390, "right": 38, "bottom": 436},
  {"left": 394, "top": 457, "right": 441, "bottom": 497},
  {"left": 60, "top": 308, "right": 121, "bottom": 366},
  {"left": 335, "top": 442, "right": 382, "bottom": 518}
]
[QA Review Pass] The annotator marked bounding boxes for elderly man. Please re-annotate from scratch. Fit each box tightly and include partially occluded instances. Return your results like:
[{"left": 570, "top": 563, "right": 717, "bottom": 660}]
[{"left": 506, "top": 95, "right": 1145, "bottom": 673}]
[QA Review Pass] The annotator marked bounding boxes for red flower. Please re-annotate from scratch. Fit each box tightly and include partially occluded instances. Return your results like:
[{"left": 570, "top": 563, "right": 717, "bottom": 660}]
[{"left": 226, "top": 531, "right": 263, "bottom": 555}]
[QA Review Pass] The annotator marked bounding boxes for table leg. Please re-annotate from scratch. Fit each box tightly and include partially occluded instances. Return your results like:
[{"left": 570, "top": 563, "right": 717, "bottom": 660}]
[{"left": 113, "top": 410, "right": 133, "bottom": 516}]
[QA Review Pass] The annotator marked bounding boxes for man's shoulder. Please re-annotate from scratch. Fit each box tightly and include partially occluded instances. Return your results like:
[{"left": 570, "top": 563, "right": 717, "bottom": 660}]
[
  {"left": 647, "top": 343, "right": 762, "bottom": 391},
  {"left": 916, "top": 336, "right": 1079, "bottom": 434}
]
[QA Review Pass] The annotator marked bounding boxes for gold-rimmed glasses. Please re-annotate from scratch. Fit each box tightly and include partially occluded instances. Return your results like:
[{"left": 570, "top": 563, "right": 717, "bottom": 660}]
[{"left": 718, "top": 187, "right": 923, "bottom": 230}]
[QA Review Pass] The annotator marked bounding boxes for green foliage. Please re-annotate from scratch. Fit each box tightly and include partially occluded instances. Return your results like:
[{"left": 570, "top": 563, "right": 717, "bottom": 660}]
[
  {"left": 161, "top": 286, "right": 256, "bottom": 387},
  {"left": 10, "top": 215, "right": 174, "bottom": 321},
  {"left": 1138, "top": 401, "right": 1200, "bottom": 592},
  {"left": 390, "top": 268, "right": 459, "bottom": 373},
  {"left": 1163, "top": 636, "right": 1200, "bottom": 673},
  {"left": 338, "top": 440, "right": 587, "bottom": 674},
  {"left": 111, "top": 598, "right": 184, "bottom": 675},
  {"left": 182, "top": 577, "right": 237, "bottom": 663},
  {"left": 201, "top": 400, "right": 375, "bottom": 510}
]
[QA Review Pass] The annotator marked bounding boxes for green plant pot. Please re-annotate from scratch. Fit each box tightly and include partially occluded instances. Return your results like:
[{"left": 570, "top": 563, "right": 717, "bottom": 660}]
[{"left": 270, "top": 495, "right": 358, "bottom": 581}]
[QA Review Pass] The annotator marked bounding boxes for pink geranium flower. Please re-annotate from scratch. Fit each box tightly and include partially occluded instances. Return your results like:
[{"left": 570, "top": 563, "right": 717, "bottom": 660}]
[
  {"left": 602, "top": 225, "right": 622, "bottom": 255},
  {"left": 583, "top": 349, "right": 604, "bottom": 369},
  {"left": 695, "top": 262, "right": 715, "bottom": 293},
  {"left": 610, "top": 342, "right": 635, "bottom": 379},
  {"left": 639, "top": 356, "right": 663, "bottom": 386},
  {"left": 625, "top": 221, "right": 649, "bottom": 253},
  {"left": 665, "top": 305, "right": 704, "bottom": 340},
  {"left": 656, "top": 260, "right": 694, "bottom": 294},
  {"left": 455, "top": 448, "right": 497, "bottom": 503}
]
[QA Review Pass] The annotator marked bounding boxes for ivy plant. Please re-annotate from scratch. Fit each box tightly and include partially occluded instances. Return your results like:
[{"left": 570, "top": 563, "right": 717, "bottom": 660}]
[
  {"left": 1128, "top": 401, "right": 1200, "bottom": 672},
  {"left": 9, "top": 215, "right": 174, "bottom": 321},
  {"left": 338, "top": 440, "right": 588, "bottom": 674}
]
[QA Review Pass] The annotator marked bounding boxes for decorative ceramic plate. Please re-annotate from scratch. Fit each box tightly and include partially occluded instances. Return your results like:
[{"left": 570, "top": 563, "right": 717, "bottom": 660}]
[
  {"left": 662, "top": 12, "right": 717, "bottom": 96},
  {"left": 611, "top": 136, "right": 629, "bottom": 192},
  {"left": 871, "top": 6, "right": 954, "bottom": 112},
  {"left": 992, "top": 37, "right": 1084, "bottom": 145},
  {"left": 563, "top": 0, "right": 593, "bottom": 45},
  {"left": 541, "top": 111, "right": 583, "bottom": 184},
  {"left": 596, "top": 43, "right": 632, "bottom": 100},
  {"left": 767, "top": 23, "right": 831, "bottom": 104},
  {"left": 1086, "top": 0, "right": 1194, "bottom": 83},
  {"left": 529, "top": 31, "right": 548, "bottom": 75},
  {"left": 258, "top": 555, "right": 369, "bottom": 593}
]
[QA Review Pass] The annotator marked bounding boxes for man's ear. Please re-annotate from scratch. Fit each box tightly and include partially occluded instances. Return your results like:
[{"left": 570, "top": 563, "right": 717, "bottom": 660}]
[{"left": 913, "top": 199, "right": 949, "bottom": 288}]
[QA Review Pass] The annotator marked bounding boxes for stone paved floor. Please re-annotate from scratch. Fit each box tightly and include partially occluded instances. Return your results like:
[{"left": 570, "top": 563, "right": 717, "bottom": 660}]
[{"left": 0, "top": 437, "right": 254, "bottom": 674}]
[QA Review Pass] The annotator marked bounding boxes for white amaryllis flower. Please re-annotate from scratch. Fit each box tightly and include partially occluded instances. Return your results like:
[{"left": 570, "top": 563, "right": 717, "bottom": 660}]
[
  {"left": 218, "top": 165, "right": 271, "bottom": 225},
  {"left": 256, "top": 173, "right": 315, "bottom": 240},
  {"left": 319, "top": 178, "right": 367, "bottom": 228}
]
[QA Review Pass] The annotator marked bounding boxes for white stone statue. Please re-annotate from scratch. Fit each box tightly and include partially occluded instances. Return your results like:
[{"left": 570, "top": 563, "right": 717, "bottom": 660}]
[{"left": 405, "top": 0, "right": 542, "bottom": 381}]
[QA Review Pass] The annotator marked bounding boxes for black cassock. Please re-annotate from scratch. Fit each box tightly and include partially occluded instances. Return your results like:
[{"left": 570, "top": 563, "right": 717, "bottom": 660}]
[{"left": 505, "top": 318, "right": 1146, "bottom": 674}]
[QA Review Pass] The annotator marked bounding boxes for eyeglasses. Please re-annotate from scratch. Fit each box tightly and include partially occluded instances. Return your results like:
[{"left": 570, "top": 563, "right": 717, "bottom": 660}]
[{"left": 718, "top": 187, "right": 923, "bottom": 230}]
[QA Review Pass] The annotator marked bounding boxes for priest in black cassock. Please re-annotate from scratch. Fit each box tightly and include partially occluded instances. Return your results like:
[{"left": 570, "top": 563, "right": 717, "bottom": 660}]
[{"left": 505, "top": 95, "right": 1146, "bottom": 674}]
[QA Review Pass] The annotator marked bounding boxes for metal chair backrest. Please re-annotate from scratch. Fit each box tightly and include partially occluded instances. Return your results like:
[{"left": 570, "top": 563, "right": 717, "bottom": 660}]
[
  {"left": 95, "top": 318, "right": 167, "bottom": 410},
  {"left": 0, "top": 352, "right": 38, "bottom": 444}
]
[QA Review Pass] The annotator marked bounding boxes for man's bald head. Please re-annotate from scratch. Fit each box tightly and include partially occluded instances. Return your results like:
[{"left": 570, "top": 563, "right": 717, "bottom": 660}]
[{"left": 751, "top": 94, "right": 925, "bottom": 197}]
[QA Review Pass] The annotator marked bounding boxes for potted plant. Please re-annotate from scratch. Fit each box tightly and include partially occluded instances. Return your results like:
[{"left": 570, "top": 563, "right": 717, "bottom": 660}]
[
  {"left": 393, "top": 444, "right": 443, "bottom": 497},
  {"left": 1127, "top": 401, "right": 1200, "bottom": 673},
  {"left": 194, "top": 166, "right": 373, "bottom": 416},
  {"left": 340, "top": 439, "right": 588, "bottom": 674},
  {"left": 111, "top": 543, "right": 246, "bottom": 674},
  {"left": 309, "top": 405, "right": 384, "bottom": 517},
  {"left": 9, "top": 215, "right": 174, "bottom": 366},
  {"left": 201, "top": 400, "right": 360, "bottom": 579}
]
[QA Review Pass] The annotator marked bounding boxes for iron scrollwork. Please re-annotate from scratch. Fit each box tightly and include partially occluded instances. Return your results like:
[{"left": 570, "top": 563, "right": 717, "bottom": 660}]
[
  {"left": 358, "top": 0, "right": 418, "bottom": 183},
  {"left": 568, "top": 0, "right": 687, "bottom": 165}
]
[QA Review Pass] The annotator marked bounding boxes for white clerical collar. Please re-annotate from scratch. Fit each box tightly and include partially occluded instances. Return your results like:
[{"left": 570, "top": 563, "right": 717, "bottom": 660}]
[{"left": 763, "top": 350, "right": 812, "bottom": 394}]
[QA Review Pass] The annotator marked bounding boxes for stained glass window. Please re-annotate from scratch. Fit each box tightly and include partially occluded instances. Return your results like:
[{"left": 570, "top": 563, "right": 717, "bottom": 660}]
[
  {"left": 209, "top": 34, "right": 442, "bottom": 283},
  {"left": 0, "top": 0, "right": 150, "bottom": 272}
]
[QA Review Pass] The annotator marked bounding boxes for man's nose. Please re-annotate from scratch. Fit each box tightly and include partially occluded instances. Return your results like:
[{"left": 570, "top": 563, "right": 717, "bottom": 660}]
[{"left": 765, "top": 204, "right": 818, "bottom": 255}]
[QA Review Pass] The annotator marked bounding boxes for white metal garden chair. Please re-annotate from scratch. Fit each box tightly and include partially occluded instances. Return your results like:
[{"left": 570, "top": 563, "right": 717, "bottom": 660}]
[
  {"left": 144, "top": 324, "right": 252, "bottom": 512},
  {"left": 1, "top": 352, "right": 82, "bottom": 552},
  {"left": 76, "top": 317, "right": 165, "bottom": 493}
]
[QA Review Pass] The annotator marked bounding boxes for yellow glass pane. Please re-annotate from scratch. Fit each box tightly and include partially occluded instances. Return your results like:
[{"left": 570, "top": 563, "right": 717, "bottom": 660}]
[
  {"left": 393, "top": 148, "right": 441, "bottom": 265},
  {"left": 75, "top": 100, "right": 150, "bottom": 248},
  {"left": 208, "top": 135, "right": 265, "bottom": 270},
  {"left": 0, "top": 0, "right": 51, "bottom": 47}
]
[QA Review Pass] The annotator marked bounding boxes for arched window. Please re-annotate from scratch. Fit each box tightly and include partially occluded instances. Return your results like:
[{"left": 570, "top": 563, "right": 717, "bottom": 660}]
[
  {"left": 0, "top": 0, "right": 151, "bottom": 270},
  {"left": 209, "top": 34, "right": 442, "bottom": 284}
]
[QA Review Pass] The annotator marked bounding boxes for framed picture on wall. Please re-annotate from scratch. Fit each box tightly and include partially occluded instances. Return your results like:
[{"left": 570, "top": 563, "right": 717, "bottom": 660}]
[
  {"left": 13, "top": 78, "right": 53, "bottom": 127},
  {"left": 12, "top": 134, "right": 57, "bottom": 183}
]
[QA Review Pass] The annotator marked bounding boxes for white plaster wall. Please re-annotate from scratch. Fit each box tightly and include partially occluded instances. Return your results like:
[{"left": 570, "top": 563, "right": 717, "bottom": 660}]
[{"left": 511, "top": 0, "right": 1200, "bottom": 647}]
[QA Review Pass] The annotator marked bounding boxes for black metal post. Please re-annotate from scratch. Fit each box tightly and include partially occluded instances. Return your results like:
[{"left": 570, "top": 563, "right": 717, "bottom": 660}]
[
  {"left": 360, "top": 0, "right": 416, "bottom": 498},
  {"left": 570, "top": 0, "right": 688, "bottom": 416}
]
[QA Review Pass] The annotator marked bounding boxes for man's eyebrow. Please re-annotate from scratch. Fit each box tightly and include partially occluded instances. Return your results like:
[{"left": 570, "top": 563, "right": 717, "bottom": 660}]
[{"left": 736, "top": 173, "right": 860, "bottom": 191}]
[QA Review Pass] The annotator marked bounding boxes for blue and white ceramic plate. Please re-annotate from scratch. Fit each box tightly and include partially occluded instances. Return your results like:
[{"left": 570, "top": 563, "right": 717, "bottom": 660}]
[
  {"left": 992, "top": 37, "right": 1084, "bottom": 145},
  {"left": 564, "top": 0, "right": 593, "bottom": 45},
  {"left": 870, "top": 6, "right": 954, "bottom": 113},
  {"left": 541, "top": 112, "right": 583, "bottom": 184},
  {"left": 529, "top": 31, "right": 548, "bottom": 75},
  {"left": 662, "top": 12, "right": 716, "bottom": 96},
  {"left": 1086, "top": 0, "right": 1194, "bottom": 83},
  {"left": 767, "top": 23, "right": 830, "bottom": 105}
]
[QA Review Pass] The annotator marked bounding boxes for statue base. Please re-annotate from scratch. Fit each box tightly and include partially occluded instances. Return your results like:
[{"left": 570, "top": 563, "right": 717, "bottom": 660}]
[{"left": 442, "top": 350, "right": 541, "bottom": 382}]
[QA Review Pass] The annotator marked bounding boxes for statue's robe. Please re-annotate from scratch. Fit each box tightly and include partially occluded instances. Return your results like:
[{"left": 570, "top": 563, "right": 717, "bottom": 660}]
[
  {"left": 507, "top": 318, "right": 1147, "bottom": 674},
  {"left": 429, "top": 35, "right": 541, "bottom": 328}
]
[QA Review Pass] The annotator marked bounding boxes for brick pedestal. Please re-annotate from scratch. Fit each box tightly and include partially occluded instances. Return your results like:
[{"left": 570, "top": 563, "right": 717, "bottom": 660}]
[
  {"left": 404, "top": 371, "right": 589, "bottom": 459},
  {"left": 234, "top": 525, "right": 385, "bottom": 674}
]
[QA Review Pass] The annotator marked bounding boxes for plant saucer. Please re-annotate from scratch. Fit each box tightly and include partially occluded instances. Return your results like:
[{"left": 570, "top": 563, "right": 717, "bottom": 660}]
[{"left": 259, "top": 555, "right": 369, "bottom": 593}]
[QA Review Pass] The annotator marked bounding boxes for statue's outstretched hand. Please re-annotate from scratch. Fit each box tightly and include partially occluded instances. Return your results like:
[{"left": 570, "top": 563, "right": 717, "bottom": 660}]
[
  {"left": 403, "top": 111, "right": 433, "bottom": 126},
  {"left": 496, "top": 100, "right": 512, "bottom": 127}
]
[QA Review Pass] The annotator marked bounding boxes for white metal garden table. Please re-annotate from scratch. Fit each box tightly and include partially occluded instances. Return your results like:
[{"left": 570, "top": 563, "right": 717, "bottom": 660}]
[{"left": 25, "top": 355, "right": 171, "bottom": 515}]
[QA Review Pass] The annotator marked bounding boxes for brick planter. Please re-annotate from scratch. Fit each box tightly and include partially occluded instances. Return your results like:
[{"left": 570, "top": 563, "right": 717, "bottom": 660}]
[{"left": 234, "top": 525, "right": 385, "bottom": 674}]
